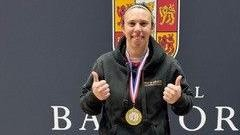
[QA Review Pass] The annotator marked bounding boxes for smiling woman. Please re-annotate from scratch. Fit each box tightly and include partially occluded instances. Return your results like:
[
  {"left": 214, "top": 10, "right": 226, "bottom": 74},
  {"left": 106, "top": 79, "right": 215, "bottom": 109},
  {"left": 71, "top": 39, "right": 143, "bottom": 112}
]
[
  {"left": 80, "top": 2, "right": 193, "bottom": 135},
  {"left": 122, "top": 5, "right": 153, "bottom": 60}
]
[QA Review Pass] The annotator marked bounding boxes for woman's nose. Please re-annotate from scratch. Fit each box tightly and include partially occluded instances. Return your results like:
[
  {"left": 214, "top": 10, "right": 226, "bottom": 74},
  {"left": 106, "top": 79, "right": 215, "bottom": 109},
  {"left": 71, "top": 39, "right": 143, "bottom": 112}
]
[{"left": 134, "top": 23, "right": 142, "bottom": 31}]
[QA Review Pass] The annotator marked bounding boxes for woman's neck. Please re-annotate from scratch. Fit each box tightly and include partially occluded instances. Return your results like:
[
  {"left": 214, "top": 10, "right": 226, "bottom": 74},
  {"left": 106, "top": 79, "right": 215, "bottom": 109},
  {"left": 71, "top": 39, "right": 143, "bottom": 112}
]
[{"left": 126, "top": 46, "right": 148, "bottom": 62}]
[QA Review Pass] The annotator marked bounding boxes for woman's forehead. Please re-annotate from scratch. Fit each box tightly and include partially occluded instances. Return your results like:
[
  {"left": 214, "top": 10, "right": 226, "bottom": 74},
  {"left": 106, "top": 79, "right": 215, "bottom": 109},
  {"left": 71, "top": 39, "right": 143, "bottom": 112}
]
[{"left": 124, "top": 8, "right": 151, "bottom": 20}]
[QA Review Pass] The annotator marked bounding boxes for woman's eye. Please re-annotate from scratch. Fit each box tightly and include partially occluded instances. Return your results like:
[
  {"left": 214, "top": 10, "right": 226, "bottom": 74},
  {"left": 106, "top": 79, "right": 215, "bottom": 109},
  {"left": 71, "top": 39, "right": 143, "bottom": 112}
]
[
  {"left": 128, "top": 22, "right": 135, "bottom": 26},
  {"left": 140, "top": 22, "right": 147, "bottom": 26}
]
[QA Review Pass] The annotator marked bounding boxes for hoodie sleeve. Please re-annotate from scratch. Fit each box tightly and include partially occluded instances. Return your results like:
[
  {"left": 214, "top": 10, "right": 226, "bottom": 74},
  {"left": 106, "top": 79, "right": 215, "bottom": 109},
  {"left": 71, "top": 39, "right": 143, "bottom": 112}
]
[
  {"left": 80, "top": 58, "right": 104, "bottom": 115},
  {"left": 167, "top": 59, "right": 193, "bottom": 115}
]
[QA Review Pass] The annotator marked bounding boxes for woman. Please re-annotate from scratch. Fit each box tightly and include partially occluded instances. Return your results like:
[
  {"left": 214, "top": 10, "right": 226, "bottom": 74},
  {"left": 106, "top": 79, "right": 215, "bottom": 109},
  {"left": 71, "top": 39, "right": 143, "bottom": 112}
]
[{"left": 80, "top": 3, "right": 193, "bottom": 135}]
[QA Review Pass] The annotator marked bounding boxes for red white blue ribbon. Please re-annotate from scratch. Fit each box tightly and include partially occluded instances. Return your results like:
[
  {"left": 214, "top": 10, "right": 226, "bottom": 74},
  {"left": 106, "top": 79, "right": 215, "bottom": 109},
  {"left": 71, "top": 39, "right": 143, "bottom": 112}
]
[{"left": 126, "top": 49, "right": 149, "bottom": 104}]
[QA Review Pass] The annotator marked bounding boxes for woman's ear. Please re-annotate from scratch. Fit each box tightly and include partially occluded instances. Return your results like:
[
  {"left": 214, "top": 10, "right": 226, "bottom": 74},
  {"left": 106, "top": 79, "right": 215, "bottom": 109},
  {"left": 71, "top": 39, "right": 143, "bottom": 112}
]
[
  {"left": 121, "top": 23, "right": 125, "bottom": 35},
  {"left": 151, "top": 22, "right": 155, "bottom": 30}
]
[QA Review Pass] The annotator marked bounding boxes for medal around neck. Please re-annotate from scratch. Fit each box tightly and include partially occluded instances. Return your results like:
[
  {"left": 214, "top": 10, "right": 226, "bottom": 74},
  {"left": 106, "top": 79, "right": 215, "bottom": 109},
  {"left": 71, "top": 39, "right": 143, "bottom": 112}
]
[
  {"left": 124, "top": 49, "right": 149, "bottom": 126},
  {"left": 125, "top": 107, "right": 142, "bottom": 126}
]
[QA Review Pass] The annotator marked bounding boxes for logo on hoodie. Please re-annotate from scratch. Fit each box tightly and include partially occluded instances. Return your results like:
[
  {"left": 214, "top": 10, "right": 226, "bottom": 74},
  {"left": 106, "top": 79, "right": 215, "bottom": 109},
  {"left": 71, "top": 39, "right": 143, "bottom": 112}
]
[{"left": 112, "top": 0, "right": 180, "bottom": 57}]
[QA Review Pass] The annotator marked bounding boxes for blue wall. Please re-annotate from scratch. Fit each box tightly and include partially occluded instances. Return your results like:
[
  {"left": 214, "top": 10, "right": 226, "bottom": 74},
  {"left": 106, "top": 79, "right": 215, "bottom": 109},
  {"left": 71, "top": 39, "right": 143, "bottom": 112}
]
[{"left": 0, "top": 0, "right": 239, "bottom": 134}]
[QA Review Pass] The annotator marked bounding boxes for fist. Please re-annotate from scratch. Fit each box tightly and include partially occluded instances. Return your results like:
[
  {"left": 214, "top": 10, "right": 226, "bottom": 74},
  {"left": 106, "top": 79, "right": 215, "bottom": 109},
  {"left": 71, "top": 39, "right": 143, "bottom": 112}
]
[
  {"left": 91, "top": 71, "right": 110, "bottom": 101},
  {"left": 163, "top": 75, "right": 182, "bottom": 104}
]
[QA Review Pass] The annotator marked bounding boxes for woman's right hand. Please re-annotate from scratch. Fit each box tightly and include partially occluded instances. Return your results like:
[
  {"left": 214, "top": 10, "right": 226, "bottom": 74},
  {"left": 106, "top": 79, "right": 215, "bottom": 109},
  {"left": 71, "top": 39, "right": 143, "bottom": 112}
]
[{"left": 91, "top": 71, "right": 111, "bottom": 101}]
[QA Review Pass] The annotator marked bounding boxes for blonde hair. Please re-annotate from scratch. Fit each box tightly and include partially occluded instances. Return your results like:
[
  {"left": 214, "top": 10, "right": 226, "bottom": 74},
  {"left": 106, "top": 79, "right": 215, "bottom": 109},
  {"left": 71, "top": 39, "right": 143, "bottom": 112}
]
[{"left": 122, "top": 3, "right": 154, "bottom": 27}]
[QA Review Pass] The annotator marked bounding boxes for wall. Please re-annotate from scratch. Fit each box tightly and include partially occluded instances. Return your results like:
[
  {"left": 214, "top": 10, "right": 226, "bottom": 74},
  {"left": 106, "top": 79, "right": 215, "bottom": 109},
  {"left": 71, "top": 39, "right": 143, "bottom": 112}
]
[{"left": 0, "top": 0, "right": 239, "bottom": 134}]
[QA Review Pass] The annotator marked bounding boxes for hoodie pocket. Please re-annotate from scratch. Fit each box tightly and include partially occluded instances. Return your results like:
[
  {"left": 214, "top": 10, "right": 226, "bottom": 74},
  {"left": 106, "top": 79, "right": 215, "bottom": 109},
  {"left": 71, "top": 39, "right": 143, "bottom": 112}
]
[
  {"left": 109, "top": 124, "right": 118, "bottom": 135},
  {"left": 152, "top": 123, "right": 166, "bottom": 135}
]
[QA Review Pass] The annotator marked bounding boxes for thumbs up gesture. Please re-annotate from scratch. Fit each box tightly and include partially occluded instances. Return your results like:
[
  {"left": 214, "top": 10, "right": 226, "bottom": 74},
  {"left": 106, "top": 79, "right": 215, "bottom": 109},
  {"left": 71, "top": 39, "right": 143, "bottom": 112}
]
[
  {"left": 91, "top": 71, "right": 110, "bottom": 101},
  {"left": 163, "top": 75, "right": 182, "bottom": 104}
]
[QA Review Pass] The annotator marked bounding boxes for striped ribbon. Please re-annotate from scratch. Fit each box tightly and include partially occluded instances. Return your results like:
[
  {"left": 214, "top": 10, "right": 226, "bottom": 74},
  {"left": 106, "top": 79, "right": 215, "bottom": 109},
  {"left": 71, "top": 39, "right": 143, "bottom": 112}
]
[{"left": 126, "top": 49, "right": 149, "bottom": 104}]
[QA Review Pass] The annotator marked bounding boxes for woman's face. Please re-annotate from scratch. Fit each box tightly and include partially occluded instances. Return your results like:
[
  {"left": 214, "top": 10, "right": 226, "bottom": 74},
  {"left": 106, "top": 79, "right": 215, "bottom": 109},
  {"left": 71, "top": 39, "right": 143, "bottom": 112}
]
[{"left": 122, "top": 7, "right": 153, "bottom": 49}]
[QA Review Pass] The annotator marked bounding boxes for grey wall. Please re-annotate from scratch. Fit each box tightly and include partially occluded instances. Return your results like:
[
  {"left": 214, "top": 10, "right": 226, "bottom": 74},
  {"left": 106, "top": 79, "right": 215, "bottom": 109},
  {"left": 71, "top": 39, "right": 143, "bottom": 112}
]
[{"left": 0, "top": 0, "right": 239, "bottom": 134}]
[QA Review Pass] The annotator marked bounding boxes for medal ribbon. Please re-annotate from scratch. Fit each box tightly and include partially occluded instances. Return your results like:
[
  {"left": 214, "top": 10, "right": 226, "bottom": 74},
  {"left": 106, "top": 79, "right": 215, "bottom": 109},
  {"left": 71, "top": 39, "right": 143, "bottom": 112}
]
[{"left": 126, "top": 49, "right": 149, "bottom": 104}]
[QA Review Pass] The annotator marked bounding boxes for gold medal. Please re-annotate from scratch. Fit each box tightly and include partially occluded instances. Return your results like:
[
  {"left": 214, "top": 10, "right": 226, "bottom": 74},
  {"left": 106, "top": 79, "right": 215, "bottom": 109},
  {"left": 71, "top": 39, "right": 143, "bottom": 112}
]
[
  {"left": 124, "top": 49, "right": 148, "bottom": 126},
  {"left": 125, "top": 107, "right": 142, "bottom": 126}
]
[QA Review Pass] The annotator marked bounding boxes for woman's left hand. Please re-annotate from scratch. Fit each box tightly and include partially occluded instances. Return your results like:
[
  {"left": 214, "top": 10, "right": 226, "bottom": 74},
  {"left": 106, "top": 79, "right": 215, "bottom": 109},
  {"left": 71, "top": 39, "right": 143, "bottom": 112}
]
[{"left": 163, "top": 75, "right": 182, "bottom": 104}]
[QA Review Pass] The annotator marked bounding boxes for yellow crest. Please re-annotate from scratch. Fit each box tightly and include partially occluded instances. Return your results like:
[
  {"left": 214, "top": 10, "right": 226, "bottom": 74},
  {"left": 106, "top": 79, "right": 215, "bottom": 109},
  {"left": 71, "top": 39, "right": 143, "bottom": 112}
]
[{"left": 112, "top": 0, "right": 180, "bottom": 57}]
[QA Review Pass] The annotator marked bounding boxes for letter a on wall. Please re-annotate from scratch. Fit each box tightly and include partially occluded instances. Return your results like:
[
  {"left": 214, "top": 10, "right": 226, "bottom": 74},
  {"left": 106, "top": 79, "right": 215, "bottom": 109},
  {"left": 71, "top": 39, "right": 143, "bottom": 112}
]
[{"left": 112, "top": 0, "right": 180, "bottom": 57}]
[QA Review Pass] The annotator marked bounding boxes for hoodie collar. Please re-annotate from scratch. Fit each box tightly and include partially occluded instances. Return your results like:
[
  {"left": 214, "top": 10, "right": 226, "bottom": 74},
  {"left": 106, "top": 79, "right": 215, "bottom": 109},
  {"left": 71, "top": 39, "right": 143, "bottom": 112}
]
[{"left": 113, "top": 36, "right": 166, "bottom": 70}]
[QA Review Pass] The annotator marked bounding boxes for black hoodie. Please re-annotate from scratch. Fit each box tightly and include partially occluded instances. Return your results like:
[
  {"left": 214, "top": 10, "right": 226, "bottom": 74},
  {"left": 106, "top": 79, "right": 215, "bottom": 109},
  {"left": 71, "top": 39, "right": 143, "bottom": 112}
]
[{"left": 80, "top": 36, "right": 193, "bottom": 135}]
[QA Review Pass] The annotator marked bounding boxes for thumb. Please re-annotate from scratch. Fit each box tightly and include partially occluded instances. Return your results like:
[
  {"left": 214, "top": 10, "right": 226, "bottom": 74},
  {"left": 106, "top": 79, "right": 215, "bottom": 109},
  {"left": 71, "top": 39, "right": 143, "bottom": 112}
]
[
  {"left": 92, "top": 71, "right": 99, "bottom": 82},
  {"left": 175, "top": 75, "right": 182, "bottom": 86}
]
